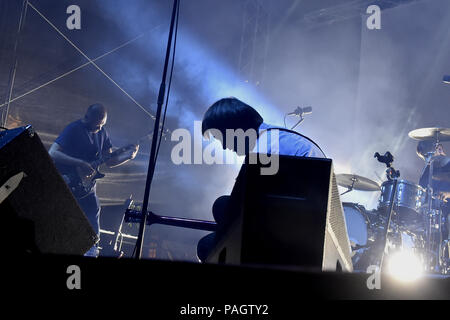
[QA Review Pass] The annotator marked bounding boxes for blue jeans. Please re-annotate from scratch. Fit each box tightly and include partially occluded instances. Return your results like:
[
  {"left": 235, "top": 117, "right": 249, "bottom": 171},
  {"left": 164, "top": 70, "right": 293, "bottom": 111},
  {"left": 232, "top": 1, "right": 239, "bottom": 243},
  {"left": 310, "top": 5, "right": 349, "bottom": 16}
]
[{"left": 77, "top": 192, "right": 101, "bottom": 257}]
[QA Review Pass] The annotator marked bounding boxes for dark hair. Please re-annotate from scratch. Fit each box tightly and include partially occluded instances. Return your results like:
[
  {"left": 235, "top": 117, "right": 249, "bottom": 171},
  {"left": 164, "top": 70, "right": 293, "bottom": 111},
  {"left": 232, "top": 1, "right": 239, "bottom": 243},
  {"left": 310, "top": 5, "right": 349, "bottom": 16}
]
[
  {"left": 202, "top": 97, "right": 263, "bottom": 137},
  {"left": 416, "top": 140, "right": 441, "bottom": 160},
  {"left": 85, "top": 103, "right": 107, "bottom": 120}
]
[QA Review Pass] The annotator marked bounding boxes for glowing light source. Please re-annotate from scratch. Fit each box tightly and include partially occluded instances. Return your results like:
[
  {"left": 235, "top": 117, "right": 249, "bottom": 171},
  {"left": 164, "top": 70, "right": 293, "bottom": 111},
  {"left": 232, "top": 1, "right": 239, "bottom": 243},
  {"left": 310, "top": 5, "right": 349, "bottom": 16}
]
[{"left": 387, "top": 250, "right": 423, "bottom": 282}]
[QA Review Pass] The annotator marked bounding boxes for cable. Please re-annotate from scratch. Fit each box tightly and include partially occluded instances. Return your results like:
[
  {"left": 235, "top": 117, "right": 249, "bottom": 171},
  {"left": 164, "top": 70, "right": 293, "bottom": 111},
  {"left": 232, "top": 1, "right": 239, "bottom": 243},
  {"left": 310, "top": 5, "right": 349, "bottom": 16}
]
[
  {"left": 27, "top": 1, "right": 155, "bottom": 120},
  {"left": 290, "top": 116, "right": 304, "bottom": 131},
  {"left": 0, "top": 27, "right": 162, "bottom": 109},
  {"left": 132, "top": 0, "right": 180, "bottom": 258},
  {"left": 263, "top": 127, "right": 327, "bottom": 158},
  {"left": 2, "top": 0, "right": 28, "bottom": 127},
  {"left": 154, "top": 0, "right": 180, "bottom": 163}
]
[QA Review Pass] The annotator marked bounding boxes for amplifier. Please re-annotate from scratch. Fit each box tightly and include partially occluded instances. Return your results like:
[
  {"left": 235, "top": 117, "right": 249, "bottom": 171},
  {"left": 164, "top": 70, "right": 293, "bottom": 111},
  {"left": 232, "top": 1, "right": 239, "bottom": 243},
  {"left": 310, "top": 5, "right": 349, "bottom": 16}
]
[{"left": 0, "top": 125, "right": 97, "bottom": 255}]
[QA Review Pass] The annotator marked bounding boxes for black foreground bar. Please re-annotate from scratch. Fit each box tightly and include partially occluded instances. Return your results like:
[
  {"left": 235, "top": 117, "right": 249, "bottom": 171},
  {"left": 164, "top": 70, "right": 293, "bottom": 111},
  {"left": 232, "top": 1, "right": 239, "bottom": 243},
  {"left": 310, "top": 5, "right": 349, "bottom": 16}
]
[{"left": 4, "top": 254, "right": 449, "bottom": 308}]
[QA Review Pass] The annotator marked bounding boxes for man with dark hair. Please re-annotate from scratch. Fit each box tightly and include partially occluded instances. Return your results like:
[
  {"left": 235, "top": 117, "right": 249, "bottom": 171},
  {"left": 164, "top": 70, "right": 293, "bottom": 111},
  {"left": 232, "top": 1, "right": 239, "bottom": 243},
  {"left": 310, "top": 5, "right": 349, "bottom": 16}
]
[
  {"left": 201, "top": 97, "right": 323, "bottom": 157},
  {"left": 49, "top": 103, "right": 139, "bottom": 257},
  {"left": 197, "top": 97, "right": 324, "bottom": 262},
  {"left": 417, "top": 141, "right": 450, "bottom": 190},
  {"left": 417, "top": 140, "right": 445, "bottom": 161}
]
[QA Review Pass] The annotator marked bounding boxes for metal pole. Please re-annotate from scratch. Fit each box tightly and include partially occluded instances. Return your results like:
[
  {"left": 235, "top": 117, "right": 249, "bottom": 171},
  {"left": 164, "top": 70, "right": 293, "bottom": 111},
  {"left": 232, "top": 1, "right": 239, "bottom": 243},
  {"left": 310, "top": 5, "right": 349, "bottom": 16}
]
[
  {"left": 148, "top": 212, "right": 217, "bottom": 232},
  {"left": 134, "top": 0, "right": 179, "bottom": 259},
  {"left": 2, "top": 0, "right": 28, "bottom": 127},
  {"left": 379, "top": 178, "right": 398, "bottom": 272}
]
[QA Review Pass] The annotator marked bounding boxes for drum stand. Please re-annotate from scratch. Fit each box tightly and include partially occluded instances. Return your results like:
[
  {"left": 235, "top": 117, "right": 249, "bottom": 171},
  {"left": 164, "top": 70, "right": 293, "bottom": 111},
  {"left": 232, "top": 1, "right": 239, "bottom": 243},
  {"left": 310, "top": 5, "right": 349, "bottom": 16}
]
[
  {"left": 378, "top": 168, "right": 400, "bottom": 273},
  {"left": 374, "top": 152, "right": 401, "bottom": 273},
  {"left": 340, "top": 179, "right": 355, "bottom": 196}
]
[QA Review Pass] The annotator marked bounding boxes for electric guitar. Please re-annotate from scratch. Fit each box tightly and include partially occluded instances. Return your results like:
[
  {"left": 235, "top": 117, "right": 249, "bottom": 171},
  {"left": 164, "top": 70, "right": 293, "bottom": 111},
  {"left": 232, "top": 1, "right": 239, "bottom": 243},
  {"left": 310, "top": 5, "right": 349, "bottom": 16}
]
[
  {"left": 62, "top": 130, "right": 166, "bottom": 199},
  {"left": 63, "top": 144, "right": 137, "bottom": 199}
]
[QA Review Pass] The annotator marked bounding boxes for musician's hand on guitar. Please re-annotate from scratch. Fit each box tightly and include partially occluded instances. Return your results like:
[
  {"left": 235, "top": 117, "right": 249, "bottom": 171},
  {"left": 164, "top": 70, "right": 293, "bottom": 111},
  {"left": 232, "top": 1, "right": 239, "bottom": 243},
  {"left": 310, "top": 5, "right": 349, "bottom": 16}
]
[{"left": 78, "top": 161, "right": 95, "bottom": 177}]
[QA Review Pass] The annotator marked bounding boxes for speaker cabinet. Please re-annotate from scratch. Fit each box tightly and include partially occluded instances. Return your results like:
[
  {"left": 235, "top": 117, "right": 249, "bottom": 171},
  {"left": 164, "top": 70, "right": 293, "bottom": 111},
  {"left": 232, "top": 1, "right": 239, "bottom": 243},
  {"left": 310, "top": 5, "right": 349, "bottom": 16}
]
[
  {"left": 0, "top": 125, "right": 97, "bottom": 255},
  {"left": 206, "top": 155, "right": 353, "bottom": 272}
]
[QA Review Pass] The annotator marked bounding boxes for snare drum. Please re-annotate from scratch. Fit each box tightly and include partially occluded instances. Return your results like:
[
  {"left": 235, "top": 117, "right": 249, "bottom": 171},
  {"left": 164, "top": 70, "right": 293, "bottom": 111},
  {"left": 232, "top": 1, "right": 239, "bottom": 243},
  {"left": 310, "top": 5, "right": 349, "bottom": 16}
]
[{"left": 378, "top": 180, "right": 425, "bottom": 223}]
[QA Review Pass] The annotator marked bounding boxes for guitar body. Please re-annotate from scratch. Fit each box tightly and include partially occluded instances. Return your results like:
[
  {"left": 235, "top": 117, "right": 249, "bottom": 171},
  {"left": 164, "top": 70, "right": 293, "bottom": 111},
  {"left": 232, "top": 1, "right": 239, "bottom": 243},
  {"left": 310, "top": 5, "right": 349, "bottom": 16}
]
[
  {"left": 63, "top": 166, "right": 104, "bottom": 199},
  {"left": 62, "top": 144, "right": 135, "bottom": 199}
]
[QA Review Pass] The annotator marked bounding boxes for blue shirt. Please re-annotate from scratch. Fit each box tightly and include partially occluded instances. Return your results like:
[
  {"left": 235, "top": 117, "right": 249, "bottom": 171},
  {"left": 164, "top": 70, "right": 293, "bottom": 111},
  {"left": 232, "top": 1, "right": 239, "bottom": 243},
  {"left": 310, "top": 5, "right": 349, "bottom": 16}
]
[
  {"left": 55, "top": 119, "right": 112, "bottom": 174},
  {"left": 253, "top": 123, "right": 324, "bottom": 158}
]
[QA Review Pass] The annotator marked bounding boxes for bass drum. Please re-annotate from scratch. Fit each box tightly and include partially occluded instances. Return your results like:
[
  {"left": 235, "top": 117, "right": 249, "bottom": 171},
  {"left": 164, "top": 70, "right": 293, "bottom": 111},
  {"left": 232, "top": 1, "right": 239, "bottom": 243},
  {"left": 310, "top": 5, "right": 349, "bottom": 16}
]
[
  {"left": 342, "top": 202, "right": 372, "bottom": 248},
  {"left": 342, "top": 203, "right": 378, "bottom": 271}
]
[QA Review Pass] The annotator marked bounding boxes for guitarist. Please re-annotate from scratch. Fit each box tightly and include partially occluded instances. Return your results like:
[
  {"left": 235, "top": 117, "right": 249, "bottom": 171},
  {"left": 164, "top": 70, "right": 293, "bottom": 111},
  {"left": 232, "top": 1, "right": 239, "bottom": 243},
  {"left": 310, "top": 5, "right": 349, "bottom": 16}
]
[{"left": 49, "top": 103, "right": 139, "bottom": 257}]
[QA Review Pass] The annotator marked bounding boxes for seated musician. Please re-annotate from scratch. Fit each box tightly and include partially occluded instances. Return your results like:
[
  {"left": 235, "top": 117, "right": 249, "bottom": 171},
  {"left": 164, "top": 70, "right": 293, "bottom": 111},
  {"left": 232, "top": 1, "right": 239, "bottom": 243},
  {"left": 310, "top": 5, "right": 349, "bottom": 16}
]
[
  {"left": 49, "top": 103, "right": 139, "bottom": 257},
  {"left": 196, "top": 97, "right": 324, "bottom": 262},
  {"left": 417, "top": 140, "right": 450, "bottom": 195},
  {"left": 417, "top": 140, "right": 450, "bottom": 241}
]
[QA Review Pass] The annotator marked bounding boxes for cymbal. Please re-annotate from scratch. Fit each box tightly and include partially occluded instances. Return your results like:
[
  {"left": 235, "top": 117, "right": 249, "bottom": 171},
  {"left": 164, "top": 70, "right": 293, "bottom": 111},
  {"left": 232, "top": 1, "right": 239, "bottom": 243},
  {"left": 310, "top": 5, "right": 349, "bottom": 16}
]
[
  {"left": 336, "top": 174, "right": 381, "bottom": 191},
  {"left": 408, "top": 127, "right": 450, "bottom": 141}
]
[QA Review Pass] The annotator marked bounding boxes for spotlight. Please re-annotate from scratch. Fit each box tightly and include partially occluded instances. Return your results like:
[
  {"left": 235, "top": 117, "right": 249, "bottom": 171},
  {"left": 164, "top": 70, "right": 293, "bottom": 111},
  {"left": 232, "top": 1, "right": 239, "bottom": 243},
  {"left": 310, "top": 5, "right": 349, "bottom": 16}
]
[{"left": 387, "top": 250, "right": 423, "bottom": 282}]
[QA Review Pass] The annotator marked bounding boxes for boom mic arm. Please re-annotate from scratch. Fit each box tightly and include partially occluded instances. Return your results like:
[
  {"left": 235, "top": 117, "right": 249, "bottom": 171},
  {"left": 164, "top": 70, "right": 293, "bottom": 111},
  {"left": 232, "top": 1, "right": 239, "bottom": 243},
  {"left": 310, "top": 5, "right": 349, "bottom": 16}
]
[
  {"left": 284, "top": 106, "right": 313, "bottom": 130},
  {"left": 287, "top": 106, "right": 312, "bottom": 116}
]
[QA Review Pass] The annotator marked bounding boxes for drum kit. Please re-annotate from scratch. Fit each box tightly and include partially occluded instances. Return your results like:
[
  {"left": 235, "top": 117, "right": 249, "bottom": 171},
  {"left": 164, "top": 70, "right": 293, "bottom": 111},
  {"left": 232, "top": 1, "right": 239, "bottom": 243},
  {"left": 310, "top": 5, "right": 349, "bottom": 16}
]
[{"left": 337, "top": 127, "right": 450, "bottom": 275}]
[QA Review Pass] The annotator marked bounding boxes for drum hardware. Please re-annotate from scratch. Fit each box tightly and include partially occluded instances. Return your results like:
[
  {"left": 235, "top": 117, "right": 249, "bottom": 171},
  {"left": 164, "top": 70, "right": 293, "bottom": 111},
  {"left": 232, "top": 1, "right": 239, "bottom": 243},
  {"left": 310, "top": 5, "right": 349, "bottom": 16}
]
[
  {"left": 424, "top": 139, "right": 444, "bottom": 271},
  {"left": 374, "top": 151, "right": 401, "bottom": 273},
  {"left": 440, "top": 240, "right": 449, "bottom": 274},
  {"left": 336, "top": 174, "right": 380, "bottom": 196},
  {"left": 352, "top": 243, "right": 372, "bottom": 250}
]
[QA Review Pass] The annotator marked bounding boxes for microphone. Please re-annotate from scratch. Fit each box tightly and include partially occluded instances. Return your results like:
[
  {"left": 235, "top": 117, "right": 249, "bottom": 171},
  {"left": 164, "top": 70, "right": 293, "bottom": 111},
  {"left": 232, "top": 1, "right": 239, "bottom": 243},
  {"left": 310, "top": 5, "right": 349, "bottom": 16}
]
[
  {"left": 287, "top": 106, "right": 313, "bottom": 116},
  {"left": 444, "top": 75, "right": 450, "bottom": 84}
]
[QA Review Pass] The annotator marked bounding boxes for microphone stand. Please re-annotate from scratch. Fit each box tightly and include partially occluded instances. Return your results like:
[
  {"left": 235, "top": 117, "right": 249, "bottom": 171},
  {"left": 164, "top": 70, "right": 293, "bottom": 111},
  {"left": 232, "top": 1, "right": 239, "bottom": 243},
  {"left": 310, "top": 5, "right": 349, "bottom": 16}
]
[
  {"left": 134, "top": 0, "right": 179, "bottom": 259},
  {"left": 378, "top": 168, "right": 399, "bottom": 273},
  {"left": 374, "top": 152, "right": 400, "bottom": 273},
  {"left": 290, "top": 115, "right": 304, "bottom": 130}
]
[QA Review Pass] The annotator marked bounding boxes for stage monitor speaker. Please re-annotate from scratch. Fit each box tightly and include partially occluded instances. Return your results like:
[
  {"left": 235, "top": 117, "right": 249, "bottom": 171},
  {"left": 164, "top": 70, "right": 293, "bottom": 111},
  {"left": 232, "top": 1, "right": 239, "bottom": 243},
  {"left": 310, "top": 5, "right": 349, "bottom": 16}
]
[
  {"left": 206, "top": 155, "right": 353, "bottom": 272},
  {"left": 0, "top": 125, "right": 97, "bottom": 255}
]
